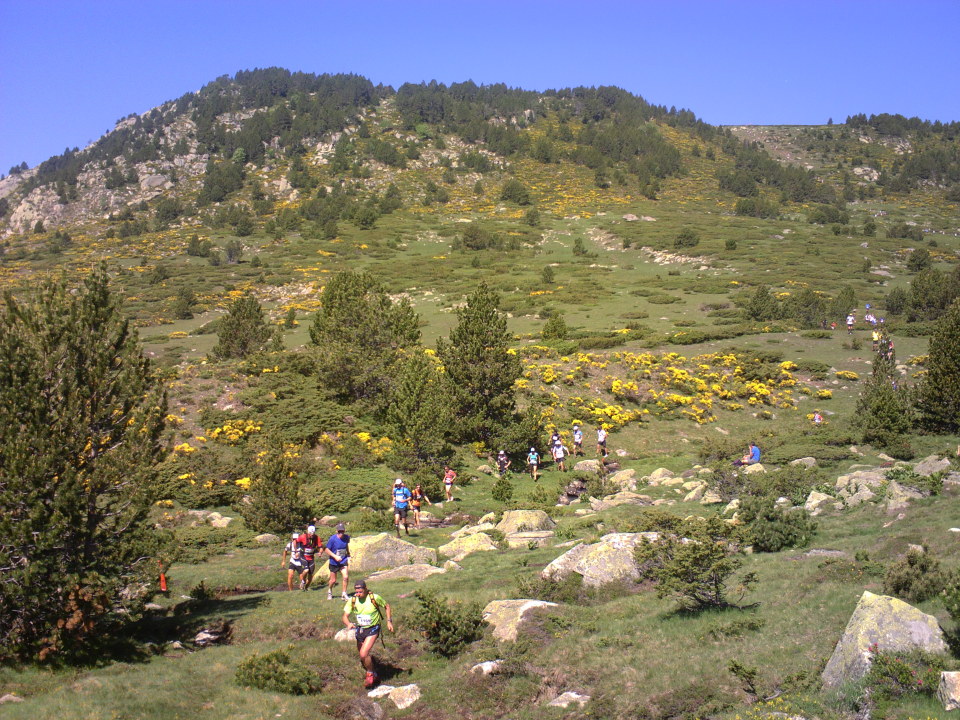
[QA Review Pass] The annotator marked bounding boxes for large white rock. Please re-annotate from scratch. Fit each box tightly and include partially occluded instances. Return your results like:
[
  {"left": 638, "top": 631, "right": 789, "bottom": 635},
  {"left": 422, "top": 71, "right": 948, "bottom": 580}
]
[
  {"left": 482, "top": 599, "right": 558, "bottom": 642},
  {"left": 548, "top": 691, "right": 591, "bottom": 708},
  {"left": 939, "top": 671, "right": 960, "bottom": 712},
  {"left": 822, "top": 591, "right": 949, "bottom": 689},
  {"left": 438, "top": 532, "right": 498, "bottom": 560},
  {"left": 541, "top": 532, "right": 660, "bottom": 587},
  {"left": 347, "top": 533, "right": 438, "bottom": 573},
  {"left": 496, "top": 509, "right": 555, "bottom": 534}
]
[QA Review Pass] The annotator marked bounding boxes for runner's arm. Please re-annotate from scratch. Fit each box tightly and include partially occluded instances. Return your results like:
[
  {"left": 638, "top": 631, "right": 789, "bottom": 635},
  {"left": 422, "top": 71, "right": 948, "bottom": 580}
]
[
  {"left": 342, "top": 609, "right": 354, "bottom": 629},
  {"left": 384, "top": 601, "right": 394, "bottom": 632}
]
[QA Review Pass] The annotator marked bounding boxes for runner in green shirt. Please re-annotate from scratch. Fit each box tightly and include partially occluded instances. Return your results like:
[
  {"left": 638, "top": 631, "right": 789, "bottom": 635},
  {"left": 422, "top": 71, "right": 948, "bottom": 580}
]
[{"left": 342, "top": 579, "right": 394, "bottom": 688}]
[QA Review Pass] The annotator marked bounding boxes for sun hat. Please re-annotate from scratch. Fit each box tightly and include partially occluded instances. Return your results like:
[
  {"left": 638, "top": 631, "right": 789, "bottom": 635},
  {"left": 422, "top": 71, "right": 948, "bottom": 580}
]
[
  {"left": 394, "top": 478, "right": 403, "bottom": 485},
  {"left": 307, "top": 525, "right": 316, "bottom": 534}
]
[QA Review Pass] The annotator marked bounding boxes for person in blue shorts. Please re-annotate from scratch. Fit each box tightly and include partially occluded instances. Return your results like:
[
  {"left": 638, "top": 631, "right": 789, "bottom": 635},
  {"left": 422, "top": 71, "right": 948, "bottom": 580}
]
[
  {"left": 392, "top": 478, "right": 412, "bottom": 537},
  {"left": 325, "top": 523, "right": 351, "bottom": 601}
]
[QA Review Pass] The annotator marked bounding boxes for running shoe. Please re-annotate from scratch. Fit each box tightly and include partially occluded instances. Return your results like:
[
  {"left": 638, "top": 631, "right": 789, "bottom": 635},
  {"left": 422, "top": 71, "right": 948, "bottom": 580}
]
[{"left": 364, "top": 671, "right": 377, "bottom": 688}]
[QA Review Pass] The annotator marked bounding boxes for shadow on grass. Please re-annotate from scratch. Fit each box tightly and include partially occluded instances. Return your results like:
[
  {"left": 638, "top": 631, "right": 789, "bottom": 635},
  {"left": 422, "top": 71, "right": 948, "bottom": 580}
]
[{"left": 129, "top": 592, "right": 270, "bottom": 651}]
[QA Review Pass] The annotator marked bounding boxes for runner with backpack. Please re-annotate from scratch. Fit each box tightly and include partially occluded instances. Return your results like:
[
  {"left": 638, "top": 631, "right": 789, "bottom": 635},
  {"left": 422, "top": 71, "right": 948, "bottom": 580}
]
[
  {"left": 297, "top": 525, "right": 321, "bottom": 591},
  {"left": 281, "top": 532, "right": 302, "bottom": 591},
  {"left": 342, "top": 579, "right": 393, "bottom": 688}
]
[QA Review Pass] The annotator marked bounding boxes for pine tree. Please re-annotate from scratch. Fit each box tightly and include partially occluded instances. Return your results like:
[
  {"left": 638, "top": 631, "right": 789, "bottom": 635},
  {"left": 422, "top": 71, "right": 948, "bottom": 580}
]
[
  {"left": 917, "top": 299, "right": 960, "bottom": 432},
  {"left": 385, "top": 351, "right": 453, "bottom": 466},
  {"left": 0, "top": 266, "right": 167, "bottom": 662},
  {"left": 309, "top": 271, "right": 420, "bottom": 409},
  {"left": 855, "top": 349, "right": 913, "bottom": 450},
  {"left": 436, "top": 283, "right": 523, "bottom": 445},
  {"left": 745, "top": 285, "right": 780, "bottom": 321},
  {"left": 212, "top": 293, "right": 272, "bottom": 360},
  {"left": 236, "top": 449, "right": 307, "bottom": 534}
]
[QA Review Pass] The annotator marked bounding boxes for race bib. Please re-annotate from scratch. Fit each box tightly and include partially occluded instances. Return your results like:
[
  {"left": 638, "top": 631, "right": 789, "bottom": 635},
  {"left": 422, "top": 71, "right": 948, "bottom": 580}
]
[{"left": 356, "top": 613, "right": 373, "bottom": 626}]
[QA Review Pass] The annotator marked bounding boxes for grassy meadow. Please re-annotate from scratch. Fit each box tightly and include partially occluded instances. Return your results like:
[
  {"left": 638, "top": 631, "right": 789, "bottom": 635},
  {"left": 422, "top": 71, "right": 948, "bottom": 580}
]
[{"left": 2, "top": 101, "right": 959, "bottom": 719}]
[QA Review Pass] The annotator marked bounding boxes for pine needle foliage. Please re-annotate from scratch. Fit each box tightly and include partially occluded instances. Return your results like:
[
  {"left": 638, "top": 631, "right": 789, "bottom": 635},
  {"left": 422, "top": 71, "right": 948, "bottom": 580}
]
[{"left": 0, "top": 266, "right": 168, "bottom": 662}]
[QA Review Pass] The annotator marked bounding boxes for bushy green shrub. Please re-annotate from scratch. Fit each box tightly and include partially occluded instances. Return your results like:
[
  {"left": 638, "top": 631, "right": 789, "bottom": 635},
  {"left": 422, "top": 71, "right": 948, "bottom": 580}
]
[
  {"left": 882, "top": 546, "right": 947, "bottom": 602},
  {"left": 740, "top": 464, "right": 828, "bottom": 504},
  {"left": 235, "top": 647, "right": 320, "bottom": 695},
  {"left": 413, "top": 590, "right": 485, "bottom": 657},
  {"left": 864, "top": 648, "right": 946, "bottom": 703},
  {"left": 491, "top": 475, "right": 514, "bottom": 503},
  {"left": 738, "top": 497, "right": 817, "bottom": 552},
  {"left": 302, "top": 469, "right": 389, "bottom": 516},
  {"left": 614, "top": 508, "right": 684, "bottom": 534},
  {"left": 235, "top": 451, "right": 308, "bottom": 534},
  {"left": 635, "top": 517, "right": 755, "bottom": 610}
]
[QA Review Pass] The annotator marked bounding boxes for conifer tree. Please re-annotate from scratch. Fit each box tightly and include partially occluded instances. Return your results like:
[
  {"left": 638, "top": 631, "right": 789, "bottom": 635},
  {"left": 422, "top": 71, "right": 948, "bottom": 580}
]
[
  {"left": 385, "top": 351, "right": 453, "bottom": 466},
  {"left": 309, "top": 270, "right": 420, "bottom": 409},
  {"left": 436, "top": 283, "right": 523, "bottom": 445},
  {"left": 0, "top": 266, "right": 167, "bottom": 662},
  {"left": 855, "top": 348, "right": 913, "bottom": 450},
  {"left": 917, "top": 299, "right": 960, "bottom": 432},
  {"left": 212, "top": 293, "right": 272, "bottom": 360}
]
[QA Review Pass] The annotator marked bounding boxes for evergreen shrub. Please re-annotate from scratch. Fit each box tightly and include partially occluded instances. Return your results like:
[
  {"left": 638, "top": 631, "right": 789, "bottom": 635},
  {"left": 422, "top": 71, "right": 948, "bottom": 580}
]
[
  {"left": 235, "top": 648, "right": 320, "bottom": 695},
  {"left": 413, "top": 590, "right": 485, "bottom": 657}
]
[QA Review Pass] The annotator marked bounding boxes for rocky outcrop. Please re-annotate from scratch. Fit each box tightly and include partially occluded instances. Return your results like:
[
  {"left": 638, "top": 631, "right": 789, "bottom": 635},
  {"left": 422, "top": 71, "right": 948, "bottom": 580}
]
[
  {"left": 939, "top": 672, "right": 960, "bottom": 712},
  {"left": 438, "top": 532, "right": 498, "bottom": 561},
  {"left": 548, "top": 691, "right": 591, "bottom": 708},
  {"left": 805, "top": 491, "right": 841, "bottom": 516},
  {"left": 482, "top": 599, "right": 558, "bottom": 641},
  {"left": 496, "top": 509, "right": 555, "bottom": 534},
  {"left": 573, "top": 459, "right": 603, "bottom": 474},
  {"left": 590, "top": 491, "right": 651, "bottom": 511},
  {"left": 504, "top": 531, "right": 554, "bottom": 548},
  {"left": 822, "top": 591, "right": 948, "bottom": 689},
  {"left": 914, "top": 455, "right": 951, "bottom": 477},
  {"left": 541, "top": 532, "right": 659, "bottom": 587},
  {"left": 449, "top": 522, "right": 496, "bottom": 539},
  {"left": 345, "top": 533, "right": 437, "bottom": 573},
  {"left": 608, "top": 469, "right": 638, "bottom": 491},
  {"left": 253, "top": 533, "right": 279, "bottom": 544},
  {"left": 368, "top": 564, "right": 445, "bottom": 582}
]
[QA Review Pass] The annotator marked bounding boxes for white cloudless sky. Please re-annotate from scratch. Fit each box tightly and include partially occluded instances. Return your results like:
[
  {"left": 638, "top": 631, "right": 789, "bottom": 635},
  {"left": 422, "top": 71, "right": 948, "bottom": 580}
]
[{"left": 1, "top": 0, "right": 958, "bottom": 174}]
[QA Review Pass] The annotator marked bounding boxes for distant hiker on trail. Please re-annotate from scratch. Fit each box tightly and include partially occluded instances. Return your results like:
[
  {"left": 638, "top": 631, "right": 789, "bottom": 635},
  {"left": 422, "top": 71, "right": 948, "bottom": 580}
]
[
  {"left": 282, "top": 532, "right": 302, "bottom": 591},
  {"left": 846, "top": 313, "right": 855, "bottom": 334},
  {"left": 552, "top": 442, "right": 569, "bottom": 472},
  {"left": 342, "top": 579, "right": 393, "bottom": 689},
  {"left": 297, "top": 525, "right": 321, "bottom": 591},
  {"left": 325, "top": 523, "right": 351, "bottom": 601},
  {"left": 872, "top": 328, "right": 880, "bottom": 351},
  {"left": 496, "top": 450, "right": 511, "bottom": 478},
  {"left": 572, "top": 424, "right": 584, "bottom": 456},
  {"left": 733, "top": 442, "right": 761, "bottom": 467},
  {"left": 596, "top": 426, "right": 608, "bottom": 457},
  {"left": 549, "top": 430, "right": 562, "bottom": 449},
  {"left": 410, "top": 483, "right": 432, "bottom": 529},
  {"left": 812, "top": 410, "right": 824, "bottom": 426},
  {"left": 527, "top": 447, "right": 540, "bottom": 481},
  {"left": 392, "top": 478, "right": 412, "bottom": 537},
  {"left": 442, "top": 465, "right": 457, "bottom": 502}
]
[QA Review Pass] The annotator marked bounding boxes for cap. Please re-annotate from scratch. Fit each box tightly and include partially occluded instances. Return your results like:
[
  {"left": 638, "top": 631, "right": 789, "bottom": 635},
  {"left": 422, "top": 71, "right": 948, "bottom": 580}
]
[
  {"left": 394, "top": 478, "right": 403, "bottom": 486},
  {"left": 498, "top": 449, "right": 506, "bottom": 455},
  {"left": 336, "top": 523, "right": 346, "bottom": 532},
  {"left": 530, "top": 447, "right": 535, "bottom": 452},
  {"left": 291, "top": 532, "right": 299, "bottom": 539},
  {"left": 307, "top": 525, "right": 316, "bottom": 534},
  {"left": 354, "top": 579, "right": 367, "bottom": 590}
]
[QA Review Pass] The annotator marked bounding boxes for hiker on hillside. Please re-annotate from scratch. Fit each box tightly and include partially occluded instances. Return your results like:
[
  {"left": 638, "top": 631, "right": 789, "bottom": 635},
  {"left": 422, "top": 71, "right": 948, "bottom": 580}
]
[
  {"left": 733, "top": 442, "right": 761, "bottom": 467},
  {"left": 496, "top": 450, "right": 511, "bottom": 478},
  {"left": 549, "top": 430, "right": 562, "bottom": 449},
  {"left": 812, "top": 410, "right": 824, "bottom": 426},
  {"left": 282, "top": 532, "right": 302, "bottom": 591},
  {"left": 325, "top": 523, "right": 351, "bottom": 601},
  {"left": 342, "top": 579, "right": 393, "bottom": 689},
  {"left": 552, "top": 441, "right": 569, "bottom": 472},
  {"left": 846, "top": 312, "right": 855, "bottom": 334},
  {"left": 442, "top": 465, "right": 457, "bottom": 502},
  {"left": 410, "top": 483, "right": 432, "bottom": 529},
  {"left": 527, "top": 447, "right": 540, "bottom": 481},
  {"left": 572, "top": 424, "right": 584, "bottom": 456},
  {"left": 596, "top": 425, "right": 608, "bottom": 457},
  {"left": 392, "top": 478, "right": 412, "bottom": 537},
  {"left": 297, "top": 525, "right": 321, "bottom": 591}
]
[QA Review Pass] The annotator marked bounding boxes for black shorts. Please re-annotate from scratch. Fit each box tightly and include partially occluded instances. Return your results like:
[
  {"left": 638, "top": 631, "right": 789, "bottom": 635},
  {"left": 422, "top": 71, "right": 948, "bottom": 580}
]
[
  {"left": 329, "top": 560, "right": 348, "bottom": 573},
  {"left": 356, "top": 624, "right": 380, "bottom": 647},
  {"left": 288, "top": 561, "right": 302, "bottom": 571},
  {"left": 300, "top": 559, "right": 315, "bottom": 574},
  {"left": 394, "top": 507, "right": 408, "bottom": 519}
]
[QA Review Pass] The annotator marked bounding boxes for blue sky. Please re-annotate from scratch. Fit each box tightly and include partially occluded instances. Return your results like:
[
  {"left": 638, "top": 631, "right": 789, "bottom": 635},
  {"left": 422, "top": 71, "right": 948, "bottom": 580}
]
[{"left": 1, "top": 0, "right": 958, "bottom": 175}]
